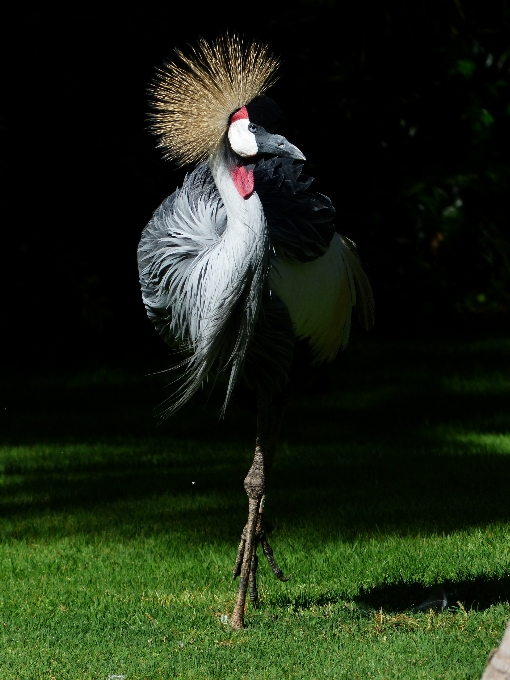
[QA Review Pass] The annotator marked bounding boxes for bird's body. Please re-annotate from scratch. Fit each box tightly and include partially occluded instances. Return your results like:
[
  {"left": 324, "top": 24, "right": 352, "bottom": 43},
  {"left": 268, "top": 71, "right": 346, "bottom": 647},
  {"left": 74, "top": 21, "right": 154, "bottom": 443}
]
[
  {"left": 139, "top": 156, "right": 371, "bottom": 411},
  {"left": 138, "top": 36, "right": 374, "bottom": 628}
]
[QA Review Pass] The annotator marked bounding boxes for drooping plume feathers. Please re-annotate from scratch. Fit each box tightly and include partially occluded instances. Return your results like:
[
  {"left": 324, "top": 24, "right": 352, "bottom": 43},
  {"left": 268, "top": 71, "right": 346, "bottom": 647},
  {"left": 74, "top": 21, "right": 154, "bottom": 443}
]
[{"left": 149, "top": 35, "right": 280, "bottom": 166}]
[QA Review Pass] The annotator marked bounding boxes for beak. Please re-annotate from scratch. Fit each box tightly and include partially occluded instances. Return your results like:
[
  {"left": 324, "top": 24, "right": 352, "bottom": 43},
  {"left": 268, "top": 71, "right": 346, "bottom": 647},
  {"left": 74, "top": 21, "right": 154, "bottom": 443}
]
[{"left": 256, "top": 131, "right": 306, "bottom": 161}]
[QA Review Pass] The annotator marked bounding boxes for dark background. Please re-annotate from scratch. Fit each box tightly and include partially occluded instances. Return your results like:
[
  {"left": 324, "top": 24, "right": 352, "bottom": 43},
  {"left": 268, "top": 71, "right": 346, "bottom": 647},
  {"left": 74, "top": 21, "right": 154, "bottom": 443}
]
[{"left": 2, "top": 1, "right": 510, "bottom": 373}]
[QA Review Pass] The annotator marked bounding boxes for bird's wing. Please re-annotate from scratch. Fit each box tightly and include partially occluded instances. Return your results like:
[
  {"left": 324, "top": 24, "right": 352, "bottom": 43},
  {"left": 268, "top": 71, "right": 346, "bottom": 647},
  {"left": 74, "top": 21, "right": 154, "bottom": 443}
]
[
  {"left": 254, "top": 158, "right": 374, "bottom": 361},
  {"left": 269, "top": 234, "right": 374, "bottom": 363},
  {"left": 269, "top": 234, "right": 348, "bottom": 362},
  {"left": 254, "top": 157, "right": 336, "bottom": 262}
]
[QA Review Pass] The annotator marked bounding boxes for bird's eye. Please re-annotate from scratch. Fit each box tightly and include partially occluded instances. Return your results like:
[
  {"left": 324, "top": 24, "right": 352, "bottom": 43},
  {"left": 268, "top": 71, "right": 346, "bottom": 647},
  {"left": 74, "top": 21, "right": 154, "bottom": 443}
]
[{"left": 248, "top": 123, "right": 258, "bottom": 133}]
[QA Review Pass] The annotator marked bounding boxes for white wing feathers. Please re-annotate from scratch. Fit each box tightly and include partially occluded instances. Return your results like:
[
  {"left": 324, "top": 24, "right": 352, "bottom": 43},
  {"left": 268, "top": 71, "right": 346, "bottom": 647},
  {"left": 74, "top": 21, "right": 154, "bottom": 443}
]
[{"left": 269, "top": 234, "right": 374, "bottom": 363}]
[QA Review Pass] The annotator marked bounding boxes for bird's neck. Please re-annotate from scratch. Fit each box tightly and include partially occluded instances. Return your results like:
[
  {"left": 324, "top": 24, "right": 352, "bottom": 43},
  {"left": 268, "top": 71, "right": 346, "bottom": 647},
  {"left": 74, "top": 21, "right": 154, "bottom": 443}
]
[
  {"left": 203, "top": 141, "right": 269, "bottom": 405},
  {"left": 209, "top": 143, "right": 264, "bottom": 234}
]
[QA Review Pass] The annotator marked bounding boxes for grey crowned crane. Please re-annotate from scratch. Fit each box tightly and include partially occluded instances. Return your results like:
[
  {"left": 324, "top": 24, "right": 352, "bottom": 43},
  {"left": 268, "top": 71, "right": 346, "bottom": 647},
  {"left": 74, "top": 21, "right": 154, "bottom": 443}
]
[{"left": 137, "top": 35, "right": 374, "bottom": 629}]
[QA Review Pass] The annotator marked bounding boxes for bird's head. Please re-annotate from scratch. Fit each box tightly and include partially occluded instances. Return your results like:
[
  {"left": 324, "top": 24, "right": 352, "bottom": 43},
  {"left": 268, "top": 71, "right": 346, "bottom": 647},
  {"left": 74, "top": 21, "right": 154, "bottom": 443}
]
[
  {"left": 227, "top": 96, "right": 305, "bottom": 162},
  {"left": 150, "top": 34, "right": 305, "bottom": 200}
]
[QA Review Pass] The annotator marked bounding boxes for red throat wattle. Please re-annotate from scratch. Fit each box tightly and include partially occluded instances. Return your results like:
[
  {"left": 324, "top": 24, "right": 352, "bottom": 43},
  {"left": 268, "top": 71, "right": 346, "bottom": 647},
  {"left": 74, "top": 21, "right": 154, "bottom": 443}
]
[{"left": 230, "top": 165, "right": 254, "bottom": 199}]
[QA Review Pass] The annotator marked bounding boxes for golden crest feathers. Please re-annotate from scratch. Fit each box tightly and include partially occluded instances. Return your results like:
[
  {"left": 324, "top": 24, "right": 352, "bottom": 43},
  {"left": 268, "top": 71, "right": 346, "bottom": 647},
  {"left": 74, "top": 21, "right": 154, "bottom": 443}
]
[{"left": 149, "top": 35, "right": 280, "bottom": 166}]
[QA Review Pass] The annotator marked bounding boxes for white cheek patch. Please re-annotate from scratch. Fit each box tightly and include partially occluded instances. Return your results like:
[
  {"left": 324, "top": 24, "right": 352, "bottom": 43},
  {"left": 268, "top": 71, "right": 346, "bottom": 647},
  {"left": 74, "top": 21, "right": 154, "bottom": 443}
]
[{"left": 228, "top": 118, "right": 258, "bottom": 157}]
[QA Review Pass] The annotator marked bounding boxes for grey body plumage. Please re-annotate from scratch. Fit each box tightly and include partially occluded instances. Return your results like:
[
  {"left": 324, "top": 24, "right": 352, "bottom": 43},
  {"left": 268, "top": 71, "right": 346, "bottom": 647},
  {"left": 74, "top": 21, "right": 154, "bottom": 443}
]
[{"left": 138, "top": 156, "right": 351, "bottom": 414}]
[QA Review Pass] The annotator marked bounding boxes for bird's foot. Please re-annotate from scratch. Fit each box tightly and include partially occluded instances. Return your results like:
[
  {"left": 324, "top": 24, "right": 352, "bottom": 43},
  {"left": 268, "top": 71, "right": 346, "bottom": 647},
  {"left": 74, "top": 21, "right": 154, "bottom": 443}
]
[{"left": 233, "top": 509, "right": 289, "bottom": 606}]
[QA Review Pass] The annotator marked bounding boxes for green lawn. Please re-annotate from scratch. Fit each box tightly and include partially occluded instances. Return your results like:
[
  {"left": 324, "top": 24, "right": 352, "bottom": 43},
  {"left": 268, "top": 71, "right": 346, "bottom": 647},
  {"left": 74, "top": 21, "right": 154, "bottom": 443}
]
[{"left": 1, "top": 333, "right": 510, "bottom": 679}]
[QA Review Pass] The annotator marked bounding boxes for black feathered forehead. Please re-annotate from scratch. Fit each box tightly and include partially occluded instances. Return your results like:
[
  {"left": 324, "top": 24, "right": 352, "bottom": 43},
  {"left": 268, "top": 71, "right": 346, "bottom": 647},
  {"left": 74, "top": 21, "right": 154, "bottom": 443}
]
[{"left": 246, "top": 95, "right": 285, "bottom": 133}]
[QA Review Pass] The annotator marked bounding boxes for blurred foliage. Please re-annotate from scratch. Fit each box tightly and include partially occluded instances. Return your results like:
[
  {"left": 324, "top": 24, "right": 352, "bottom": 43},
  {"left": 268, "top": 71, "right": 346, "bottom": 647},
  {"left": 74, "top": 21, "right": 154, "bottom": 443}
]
[
  {"left": 378, "top": 32, "right": 510, "bottom": 322},
  {"left": 269, "top": 0, "right": 510, "bottom": 328}
]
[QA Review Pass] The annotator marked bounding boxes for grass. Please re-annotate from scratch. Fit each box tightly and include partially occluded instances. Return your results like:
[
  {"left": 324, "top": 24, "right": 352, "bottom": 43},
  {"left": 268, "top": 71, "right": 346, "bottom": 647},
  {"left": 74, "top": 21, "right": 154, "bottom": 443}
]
[{"left": 1, "top": 332, "right": 510, "bottom": 679}]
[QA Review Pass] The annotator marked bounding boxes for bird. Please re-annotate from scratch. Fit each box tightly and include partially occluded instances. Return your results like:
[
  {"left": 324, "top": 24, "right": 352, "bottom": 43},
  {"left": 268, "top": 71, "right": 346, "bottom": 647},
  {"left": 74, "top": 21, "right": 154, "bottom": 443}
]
[{"left": 137, "top": 34, "right": 374, "bottom": 629}]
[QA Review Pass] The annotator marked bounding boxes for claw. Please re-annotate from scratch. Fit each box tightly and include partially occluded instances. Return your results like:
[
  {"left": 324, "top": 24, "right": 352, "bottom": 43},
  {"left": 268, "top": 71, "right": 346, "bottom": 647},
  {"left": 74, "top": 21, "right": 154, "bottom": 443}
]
[
  {"left": 233, "top": 515, "right": 289, "bottom": 591},
  {"left": 262, "top": 538, "right": 290, "bottom": 582}
]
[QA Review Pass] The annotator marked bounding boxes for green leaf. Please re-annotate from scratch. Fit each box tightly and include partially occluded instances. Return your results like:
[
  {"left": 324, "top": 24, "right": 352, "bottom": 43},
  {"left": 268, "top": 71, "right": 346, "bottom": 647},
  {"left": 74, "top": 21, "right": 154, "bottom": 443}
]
[
  {"left": 480, "top": 109, "right": 494, "bottom": 128},
  {"left": 455, "top": 59, "right": 476, "bottom": 78}
]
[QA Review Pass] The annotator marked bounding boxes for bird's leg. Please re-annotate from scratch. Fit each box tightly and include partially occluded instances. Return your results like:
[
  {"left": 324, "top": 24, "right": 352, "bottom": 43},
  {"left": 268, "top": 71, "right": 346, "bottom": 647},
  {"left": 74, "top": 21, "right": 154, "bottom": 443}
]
[
  {"left": 245, "top": 507, "right": 289, "bottom": 605},
  {"left": 230, "top": 391, "right": 289, "bottom": 629},
  {"left": 255, "top": 388, "right": 290, "bottom": 583},
  {"left": 230, "top": 422, "right": 266, "bottom": 629}
]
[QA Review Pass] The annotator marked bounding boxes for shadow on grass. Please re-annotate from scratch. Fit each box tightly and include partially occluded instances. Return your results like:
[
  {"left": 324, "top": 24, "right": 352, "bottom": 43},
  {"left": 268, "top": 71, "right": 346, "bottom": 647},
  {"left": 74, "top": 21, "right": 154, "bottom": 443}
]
[
  {"left": 1, "top": 335, "right": 509, "bottom": 542},
  {"left": 355, "top": 575, "right": 510, "bottom": 613},
  {"left": 269, "top": 576, "right": 510, "bottom": 613},
  {"left": 2, "top": 442, "right": 510, "bottom": 544}
]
